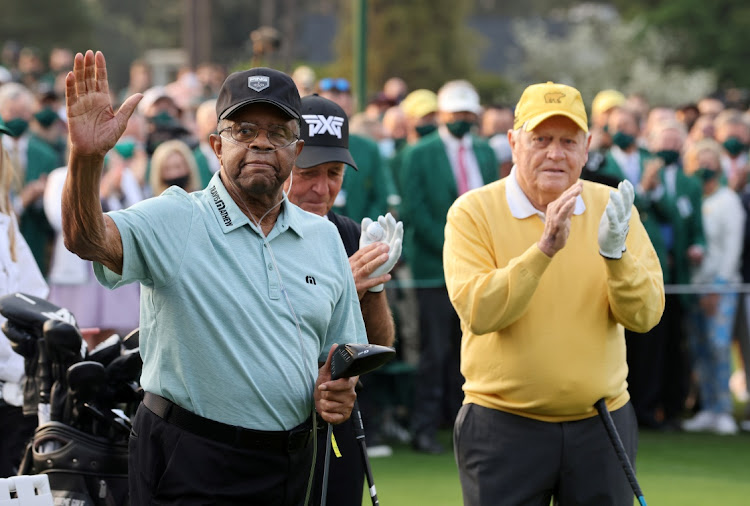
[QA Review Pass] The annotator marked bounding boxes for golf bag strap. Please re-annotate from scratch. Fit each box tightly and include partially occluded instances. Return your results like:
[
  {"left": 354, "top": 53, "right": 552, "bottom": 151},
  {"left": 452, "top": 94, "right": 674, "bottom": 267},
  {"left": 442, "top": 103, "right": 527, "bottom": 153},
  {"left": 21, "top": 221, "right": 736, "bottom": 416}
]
[{"left": 142, "top": 392, "right": 313, "bottom": 453}]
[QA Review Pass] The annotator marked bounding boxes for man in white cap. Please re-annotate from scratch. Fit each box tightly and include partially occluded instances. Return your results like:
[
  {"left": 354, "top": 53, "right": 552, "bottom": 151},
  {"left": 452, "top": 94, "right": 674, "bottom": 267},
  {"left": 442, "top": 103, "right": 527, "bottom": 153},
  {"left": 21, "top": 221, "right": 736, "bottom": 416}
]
[
  {"left": 444, "top": 81, "right": 664, "bottom": 505},
  {"left": 400, "top": 79, "right": 497, "bottom": 453}
]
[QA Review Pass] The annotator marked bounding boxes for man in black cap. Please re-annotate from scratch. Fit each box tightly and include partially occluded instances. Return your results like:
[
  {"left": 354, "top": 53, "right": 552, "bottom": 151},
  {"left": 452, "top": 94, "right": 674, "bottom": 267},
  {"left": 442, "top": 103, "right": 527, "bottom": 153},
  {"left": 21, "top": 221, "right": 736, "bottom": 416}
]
[
  {"left": 285, "top": 94, "right": 401, "bottom": 505},
  {"left": 62, "top": 50, "right": 366, "bottom": 505}
]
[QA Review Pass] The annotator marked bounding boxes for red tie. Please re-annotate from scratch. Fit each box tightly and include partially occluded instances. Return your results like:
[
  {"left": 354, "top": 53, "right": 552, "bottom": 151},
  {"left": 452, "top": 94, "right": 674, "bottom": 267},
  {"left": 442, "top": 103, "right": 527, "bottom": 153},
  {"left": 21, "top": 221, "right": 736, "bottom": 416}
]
[{"left": 457, "top": 144, "right": 469, "bottom": 195}]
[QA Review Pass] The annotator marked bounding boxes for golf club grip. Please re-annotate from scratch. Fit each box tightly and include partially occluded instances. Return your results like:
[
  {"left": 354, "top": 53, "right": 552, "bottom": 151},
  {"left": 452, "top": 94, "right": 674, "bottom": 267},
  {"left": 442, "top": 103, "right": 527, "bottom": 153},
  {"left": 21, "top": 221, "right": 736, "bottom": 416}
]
[
  {"left": 320, "top": 423, "right": 333, "bottom": 506},
  {"left": 594, "top": 399, "right": 646, "bottom": 505}
]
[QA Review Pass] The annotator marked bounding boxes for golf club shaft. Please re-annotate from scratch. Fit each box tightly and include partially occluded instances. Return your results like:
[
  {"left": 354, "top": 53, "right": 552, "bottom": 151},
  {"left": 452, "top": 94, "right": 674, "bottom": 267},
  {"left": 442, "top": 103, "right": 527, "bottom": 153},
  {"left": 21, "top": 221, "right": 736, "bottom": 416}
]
[
  {"left": 352, "top": 400, "right": 379, "bottom": 506},
  {"left": 594, "top": 399, "right": 646, "bottom": 506},
  {"left": 320, "top": 423, "right": 333, "bottom": 506}
]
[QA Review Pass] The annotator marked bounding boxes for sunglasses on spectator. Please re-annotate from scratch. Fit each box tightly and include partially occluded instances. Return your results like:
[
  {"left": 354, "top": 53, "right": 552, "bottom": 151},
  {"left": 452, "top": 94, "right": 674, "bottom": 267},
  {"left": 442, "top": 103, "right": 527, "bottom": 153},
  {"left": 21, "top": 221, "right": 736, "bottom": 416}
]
[{"left": 318, "top": 78, "right": 351, "bottom": 93}]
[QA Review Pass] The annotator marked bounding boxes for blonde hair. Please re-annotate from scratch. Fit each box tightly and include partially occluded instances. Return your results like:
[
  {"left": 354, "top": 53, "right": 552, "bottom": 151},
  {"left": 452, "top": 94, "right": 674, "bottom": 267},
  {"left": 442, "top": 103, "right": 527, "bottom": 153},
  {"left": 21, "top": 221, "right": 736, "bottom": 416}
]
[
  {"left": 149, "top": 139, "right": 200, "bottom": 196},
  {"left": 0, "top": 146, "right": 18, "bottom": 261},
  {"left": 683, "top": 138, "right": 723, "bottom": 176}
]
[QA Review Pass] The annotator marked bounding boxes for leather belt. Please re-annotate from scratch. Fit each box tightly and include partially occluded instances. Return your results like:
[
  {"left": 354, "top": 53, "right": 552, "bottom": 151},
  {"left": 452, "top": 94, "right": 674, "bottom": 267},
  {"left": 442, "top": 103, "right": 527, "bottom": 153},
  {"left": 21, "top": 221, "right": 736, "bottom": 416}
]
[{"left": 143, "top": 392, "right": 312, "bottom": 453}]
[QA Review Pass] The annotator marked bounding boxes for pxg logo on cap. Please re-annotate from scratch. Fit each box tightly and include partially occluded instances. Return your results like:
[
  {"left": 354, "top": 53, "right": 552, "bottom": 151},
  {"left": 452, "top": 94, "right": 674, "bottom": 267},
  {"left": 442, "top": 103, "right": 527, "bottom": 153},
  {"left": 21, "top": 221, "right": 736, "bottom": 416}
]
[
  {"left": 303, "top": 115, "right": 345, "bottom": 139},
  {"left": 248, "top": 76, "right": 270, "bottom": 92}
]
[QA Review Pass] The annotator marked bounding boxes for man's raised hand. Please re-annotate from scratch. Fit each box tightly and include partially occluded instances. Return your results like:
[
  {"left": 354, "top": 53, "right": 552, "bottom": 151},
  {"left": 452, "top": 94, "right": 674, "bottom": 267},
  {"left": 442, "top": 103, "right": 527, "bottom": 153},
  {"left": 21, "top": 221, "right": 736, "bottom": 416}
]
[{"left": 66, "top": 50, "right": 142, "bottom": 158}]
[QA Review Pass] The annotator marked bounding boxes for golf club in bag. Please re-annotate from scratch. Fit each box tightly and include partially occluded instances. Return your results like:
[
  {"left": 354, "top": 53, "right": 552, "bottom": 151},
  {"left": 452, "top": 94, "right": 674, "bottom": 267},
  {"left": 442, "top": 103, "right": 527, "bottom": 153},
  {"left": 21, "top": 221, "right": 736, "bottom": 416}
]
[
  {"left": 1, "top": 292, "right": 141, "bottom": 506},
  {"left": 320, "top": 343, "right": 396, "bottom": 506},
  {"left": 594, "top": 398, "right": 647, "bottom": 506}
]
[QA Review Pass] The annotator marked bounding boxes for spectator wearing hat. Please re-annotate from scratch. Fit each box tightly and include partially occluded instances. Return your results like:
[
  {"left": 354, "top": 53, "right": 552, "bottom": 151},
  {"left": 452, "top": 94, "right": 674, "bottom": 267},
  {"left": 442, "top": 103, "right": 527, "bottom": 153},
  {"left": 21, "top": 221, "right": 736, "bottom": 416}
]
[
  {"left": 446, "top": 81, "right": 663, "bottom": 505},
  {"left": 62, "top": 50, "right": 366, "bottom": 504},
  {"left": 400, "top": 79, "right": 497, "bottom": 454},
  {"left": 285, "top": 93, "right": 400, "bottom": 506},
  {"left": 319, "top": 77, "right": 392, "bottom": 223},
  {"left": 0, "top": 83, "right": 59, "bottom": 276}
]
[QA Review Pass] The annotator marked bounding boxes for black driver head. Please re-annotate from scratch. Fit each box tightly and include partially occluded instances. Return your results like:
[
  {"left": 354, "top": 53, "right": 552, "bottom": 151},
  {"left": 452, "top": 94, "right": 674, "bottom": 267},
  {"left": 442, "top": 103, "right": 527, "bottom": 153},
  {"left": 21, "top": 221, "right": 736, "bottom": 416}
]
[{"left": 330, "top": 343, "right": 396, "bottom": 381}]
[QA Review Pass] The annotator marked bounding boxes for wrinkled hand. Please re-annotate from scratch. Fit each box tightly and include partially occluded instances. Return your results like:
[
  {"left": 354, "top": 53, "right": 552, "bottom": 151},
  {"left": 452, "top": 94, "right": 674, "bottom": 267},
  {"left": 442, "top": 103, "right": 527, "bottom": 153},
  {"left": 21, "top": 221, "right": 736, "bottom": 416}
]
[
  {"left": 598, "top": 179, "right": 634, "bottom": 259},
  {"left": 66, "top": 50, "right": 142, "bottom": 158},
  {"left": 538, "top": 181, "right": 582, "bottom": 257},
  {"left": 349, "top": 243, "right": 392, "bottom": 299},
  {"left": 314, "top": 344, "right": 358, "bottom": 424},
  {"left": 359, "top": 213, "right": 403, "bottom": 292}
]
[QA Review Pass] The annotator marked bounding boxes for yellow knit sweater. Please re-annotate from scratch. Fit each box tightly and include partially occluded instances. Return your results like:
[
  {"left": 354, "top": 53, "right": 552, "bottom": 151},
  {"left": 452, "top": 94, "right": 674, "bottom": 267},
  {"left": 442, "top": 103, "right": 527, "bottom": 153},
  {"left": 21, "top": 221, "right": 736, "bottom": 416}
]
[{"left": 444, "top": 178, "right": 664, "bottom": 422}]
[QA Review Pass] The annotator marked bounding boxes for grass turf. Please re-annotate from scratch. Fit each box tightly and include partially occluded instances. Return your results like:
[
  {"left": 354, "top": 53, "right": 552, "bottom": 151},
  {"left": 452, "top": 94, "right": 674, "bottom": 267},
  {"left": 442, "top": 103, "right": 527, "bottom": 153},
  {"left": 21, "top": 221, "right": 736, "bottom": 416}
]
[{"left": 361, "top": 429, "right": 750, "bottom": 505}]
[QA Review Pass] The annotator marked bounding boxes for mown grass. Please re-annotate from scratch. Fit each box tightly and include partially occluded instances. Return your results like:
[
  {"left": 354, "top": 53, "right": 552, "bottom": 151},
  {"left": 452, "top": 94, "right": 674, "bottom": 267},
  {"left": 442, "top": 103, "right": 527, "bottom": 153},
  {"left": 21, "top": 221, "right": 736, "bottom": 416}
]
[{"left": 362, "top": 429, "right": 750, "bottom": 505}]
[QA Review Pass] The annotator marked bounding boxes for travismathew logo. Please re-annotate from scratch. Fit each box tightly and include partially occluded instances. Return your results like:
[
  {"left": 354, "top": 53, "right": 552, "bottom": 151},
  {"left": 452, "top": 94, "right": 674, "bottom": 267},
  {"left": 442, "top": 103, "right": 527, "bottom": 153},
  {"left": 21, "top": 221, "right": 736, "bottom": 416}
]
[
  {"left": 210, "top": 185, "right": 232, "bottom": 227},
  {"left": 302, "top": 115, "right": 345, "bottom": 138}
]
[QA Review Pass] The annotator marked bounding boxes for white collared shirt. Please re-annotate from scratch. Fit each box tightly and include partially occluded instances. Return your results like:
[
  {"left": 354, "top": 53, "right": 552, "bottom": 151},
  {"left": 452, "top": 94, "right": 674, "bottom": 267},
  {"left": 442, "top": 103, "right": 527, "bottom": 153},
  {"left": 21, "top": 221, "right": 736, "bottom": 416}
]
[
  {"left": 438, "top": 126, "right": 485, "bottom": 192},
  {"left": 505, "top": 166, "right": 586, "bottom": 221},
  {"left": 610, "top": 145, "right": 642, "bottom": 185}
]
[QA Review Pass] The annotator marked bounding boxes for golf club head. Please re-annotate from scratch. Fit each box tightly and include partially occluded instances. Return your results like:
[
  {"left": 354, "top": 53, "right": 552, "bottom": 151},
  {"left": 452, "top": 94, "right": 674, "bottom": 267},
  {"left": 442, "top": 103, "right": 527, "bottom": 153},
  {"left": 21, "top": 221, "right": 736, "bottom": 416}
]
[
  {"left": 87, "top": 333, "right": 122, "bottom": 366},
  {"left": 330, "top": 343, "right": 396, "bottom": 381},
  {"left": 67, "top": 361, "right": 106, "bottom": 403},
  {"left": 122, "top": 328, "right": 140, "bottom": 350},
  {"left": 106, "top": 348, "right": 142, "bottom": 383},
  {"left": 1, "top": 320, "right": 38, "bottom": 358},
  {"left": 0, "top": 292, "right": 76, "bottom": 338},
  {"left": 43, "top": 319, "right": 84, "bottom": 379}
]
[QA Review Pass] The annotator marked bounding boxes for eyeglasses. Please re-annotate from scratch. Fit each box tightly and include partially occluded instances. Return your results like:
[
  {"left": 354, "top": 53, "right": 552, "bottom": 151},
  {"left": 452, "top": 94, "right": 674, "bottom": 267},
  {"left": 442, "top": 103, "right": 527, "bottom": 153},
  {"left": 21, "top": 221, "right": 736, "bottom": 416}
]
[
  {"left": 318, "top": 77, "right": 351, "bottom": 93},
  {"left": 219, "top": 122, "right": 299, "bottom": 149}
]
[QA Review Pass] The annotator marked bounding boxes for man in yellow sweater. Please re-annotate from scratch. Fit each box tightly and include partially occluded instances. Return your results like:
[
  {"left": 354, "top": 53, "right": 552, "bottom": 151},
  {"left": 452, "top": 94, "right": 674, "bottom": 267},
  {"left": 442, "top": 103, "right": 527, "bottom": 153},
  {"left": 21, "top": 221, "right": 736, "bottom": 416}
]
[{"left": 444, "top": 82, "right": 664, "bottom": 506}]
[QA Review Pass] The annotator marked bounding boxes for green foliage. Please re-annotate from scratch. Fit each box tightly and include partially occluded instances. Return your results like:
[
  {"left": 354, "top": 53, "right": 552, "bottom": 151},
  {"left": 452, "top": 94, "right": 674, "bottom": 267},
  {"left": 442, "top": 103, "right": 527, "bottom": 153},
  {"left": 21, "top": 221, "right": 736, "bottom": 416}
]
[
  {"left": 0, "top": 0, "right": 93, "bottom": 58},
  {"left": 611, "top": 0, "right": 750, "bottom": 88},
  {"left": 511, "top": 14, "right": 716, "bottom": 107},
  {"left": 332, "top": 0, "right": 481, "bottom": 99}
]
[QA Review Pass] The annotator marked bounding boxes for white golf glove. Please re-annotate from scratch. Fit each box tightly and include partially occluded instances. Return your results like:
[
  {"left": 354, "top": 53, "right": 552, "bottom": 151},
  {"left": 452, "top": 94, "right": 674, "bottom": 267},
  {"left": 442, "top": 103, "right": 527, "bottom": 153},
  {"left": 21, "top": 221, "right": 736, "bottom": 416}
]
[
  {"left": 359, "top": 212, "right": 404, "bottom": 292},
  {"left": 598, "top": 179, "right": 634, "bottom": 259}
]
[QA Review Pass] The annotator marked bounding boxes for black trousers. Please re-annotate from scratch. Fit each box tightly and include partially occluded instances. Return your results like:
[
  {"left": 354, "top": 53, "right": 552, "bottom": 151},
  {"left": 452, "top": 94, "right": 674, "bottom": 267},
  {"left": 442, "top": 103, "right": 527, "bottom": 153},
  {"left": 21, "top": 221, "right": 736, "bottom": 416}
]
[
  {"left": 454, "top": 402, "right": 638, "bottom": 506},
  {"left": 129, "top": 403, "right": 314, "bottom": 505},
  {"left": 411, "top": 287, "right": 464, "bottom": 438},
  {"left": 0, "top": 404, "right": 36, "bottom": 478}
]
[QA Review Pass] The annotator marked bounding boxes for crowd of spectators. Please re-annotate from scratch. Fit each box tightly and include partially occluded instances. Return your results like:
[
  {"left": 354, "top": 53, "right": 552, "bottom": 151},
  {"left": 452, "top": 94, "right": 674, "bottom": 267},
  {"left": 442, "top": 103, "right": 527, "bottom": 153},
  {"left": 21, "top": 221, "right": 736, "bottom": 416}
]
[{"left": 2, "top": 42, "right": 750, "bottom": 460}]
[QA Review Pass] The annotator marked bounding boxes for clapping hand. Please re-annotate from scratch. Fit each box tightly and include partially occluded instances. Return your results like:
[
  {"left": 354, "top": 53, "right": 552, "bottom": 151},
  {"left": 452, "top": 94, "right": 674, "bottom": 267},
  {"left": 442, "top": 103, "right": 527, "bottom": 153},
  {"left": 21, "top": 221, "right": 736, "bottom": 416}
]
[
  {"left": 358, "top": 213, "right": 403, "bottom": 293},
  {"left": 598, "top": 179, "right": 634, "bottom": 259}
]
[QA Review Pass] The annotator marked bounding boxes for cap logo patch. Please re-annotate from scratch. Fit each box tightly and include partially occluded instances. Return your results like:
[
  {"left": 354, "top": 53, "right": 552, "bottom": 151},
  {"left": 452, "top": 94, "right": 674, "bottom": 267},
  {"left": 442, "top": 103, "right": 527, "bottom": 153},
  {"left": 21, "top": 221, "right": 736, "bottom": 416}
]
[
  {"left": 544, "top": 92, "right": 565, "bottom": 103},
  {"left": 302, "top": 114, "right": 345, "bottom": 138},
  {"left": 248, "top": 76, "right": 270, "bottom": 92}
]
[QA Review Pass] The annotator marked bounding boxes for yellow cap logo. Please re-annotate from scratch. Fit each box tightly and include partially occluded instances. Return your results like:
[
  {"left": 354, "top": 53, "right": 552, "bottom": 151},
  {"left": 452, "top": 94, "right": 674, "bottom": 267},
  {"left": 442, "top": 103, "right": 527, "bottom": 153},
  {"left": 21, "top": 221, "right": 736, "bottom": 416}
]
[{"left": 544, "top": 92, "right": 566, "bottom": 104}]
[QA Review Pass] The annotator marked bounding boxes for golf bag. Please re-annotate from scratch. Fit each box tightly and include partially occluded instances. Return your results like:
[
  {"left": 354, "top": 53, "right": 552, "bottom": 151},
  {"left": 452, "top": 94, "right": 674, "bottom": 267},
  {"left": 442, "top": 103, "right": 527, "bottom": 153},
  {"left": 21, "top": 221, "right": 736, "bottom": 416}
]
[{"left": 0, "top": 292, "right": 140, "bottom": 506}]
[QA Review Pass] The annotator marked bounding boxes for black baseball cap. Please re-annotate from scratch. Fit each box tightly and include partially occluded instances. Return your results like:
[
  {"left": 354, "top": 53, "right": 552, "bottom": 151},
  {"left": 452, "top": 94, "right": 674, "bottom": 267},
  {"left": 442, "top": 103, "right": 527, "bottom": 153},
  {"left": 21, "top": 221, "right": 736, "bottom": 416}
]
[
  {"left": 216, "top": 67, "right": 301, "bottom": 121},
  {"left": 296, "top": 94, "right": 358, "bottom": 170}
]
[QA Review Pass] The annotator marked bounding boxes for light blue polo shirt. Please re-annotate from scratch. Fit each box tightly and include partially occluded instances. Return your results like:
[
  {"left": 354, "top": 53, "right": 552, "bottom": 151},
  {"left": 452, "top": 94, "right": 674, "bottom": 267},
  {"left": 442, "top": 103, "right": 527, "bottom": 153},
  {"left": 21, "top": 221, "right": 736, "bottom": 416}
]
[{"left": 94, "top": 172, "right": 366, "bottom": 431}]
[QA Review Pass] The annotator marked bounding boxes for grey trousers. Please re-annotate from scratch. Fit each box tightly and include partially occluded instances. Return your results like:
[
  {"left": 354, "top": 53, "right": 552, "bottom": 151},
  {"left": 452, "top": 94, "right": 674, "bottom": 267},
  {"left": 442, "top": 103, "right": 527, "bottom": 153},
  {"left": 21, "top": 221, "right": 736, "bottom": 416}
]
[{"left": 454, "top": 402, "right": 638, "bottom": 506}]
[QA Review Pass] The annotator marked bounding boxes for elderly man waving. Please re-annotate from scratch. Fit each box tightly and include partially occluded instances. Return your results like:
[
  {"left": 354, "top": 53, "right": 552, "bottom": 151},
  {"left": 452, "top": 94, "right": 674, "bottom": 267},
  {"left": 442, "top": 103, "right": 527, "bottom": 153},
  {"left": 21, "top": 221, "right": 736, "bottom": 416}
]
[{"left": 444, "top": 82, "right": 664, "bottom": 506}]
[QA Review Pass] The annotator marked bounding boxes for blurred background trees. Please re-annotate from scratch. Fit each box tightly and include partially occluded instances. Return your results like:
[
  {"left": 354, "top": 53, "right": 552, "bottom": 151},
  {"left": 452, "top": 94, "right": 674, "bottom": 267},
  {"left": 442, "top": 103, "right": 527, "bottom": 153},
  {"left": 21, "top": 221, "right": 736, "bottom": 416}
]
[{"left": 0, "top": 0, "right": 747, "bottom": 108}]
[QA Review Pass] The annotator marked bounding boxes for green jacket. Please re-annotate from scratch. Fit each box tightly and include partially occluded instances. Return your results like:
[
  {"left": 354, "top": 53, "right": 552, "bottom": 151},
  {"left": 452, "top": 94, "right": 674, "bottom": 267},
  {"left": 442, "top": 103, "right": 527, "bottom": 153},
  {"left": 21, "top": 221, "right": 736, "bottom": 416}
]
[
  {"left": 331, "top": 134, "right": 393, "bottom": 224},
  {"left": 400, "top": 131, "right": 498, "bottom": 286},
  {"left": 597, "top": 148, "right": 670, "bottom": 280},
  {"left": 20, "top": 134, "right": 59, "bottom": 276}
]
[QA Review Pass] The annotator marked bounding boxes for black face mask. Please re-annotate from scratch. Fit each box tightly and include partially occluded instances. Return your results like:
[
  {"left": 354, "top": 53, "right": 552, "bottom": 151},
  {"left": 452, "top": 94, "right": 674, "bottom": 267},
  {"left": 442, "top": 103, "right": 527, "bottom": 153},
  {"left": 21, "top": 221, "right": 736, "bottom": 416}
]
[{"left": 163, "top": 175, "right": 190, "bottom": 189}]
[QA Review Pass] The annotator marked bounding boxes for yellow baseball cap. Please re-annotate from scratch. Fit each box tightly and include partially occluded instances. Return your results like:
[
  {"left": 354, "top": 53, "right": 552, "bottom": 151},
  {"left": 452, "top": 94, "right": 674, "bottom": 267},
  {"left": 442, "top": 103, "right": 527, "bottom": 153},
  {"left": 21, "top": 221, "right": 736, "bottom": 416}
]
[
  {"left": 591, "top": 89, "right": 625, "bottom": 117},
  {"left": 513, "top": 81, "right": 588, "bottom": 133},
  {"left": 400, "top": 89, "right": 438, "bottom": 120}
]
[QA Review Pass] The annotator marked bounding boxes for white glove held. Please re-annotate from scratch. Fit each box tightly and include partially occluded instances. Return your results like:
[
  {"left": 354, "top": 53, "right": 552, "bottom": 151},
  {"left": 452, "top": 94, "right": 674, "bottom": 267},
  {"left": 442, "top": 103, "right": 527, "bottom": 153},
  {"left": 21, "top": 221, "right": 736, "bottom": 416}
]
[
  {"left": 598, "top": 179, "right": 634, "bottom": 259},
  {"left": 359, "top": 212, "right": 404, "bottom": 292}
]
